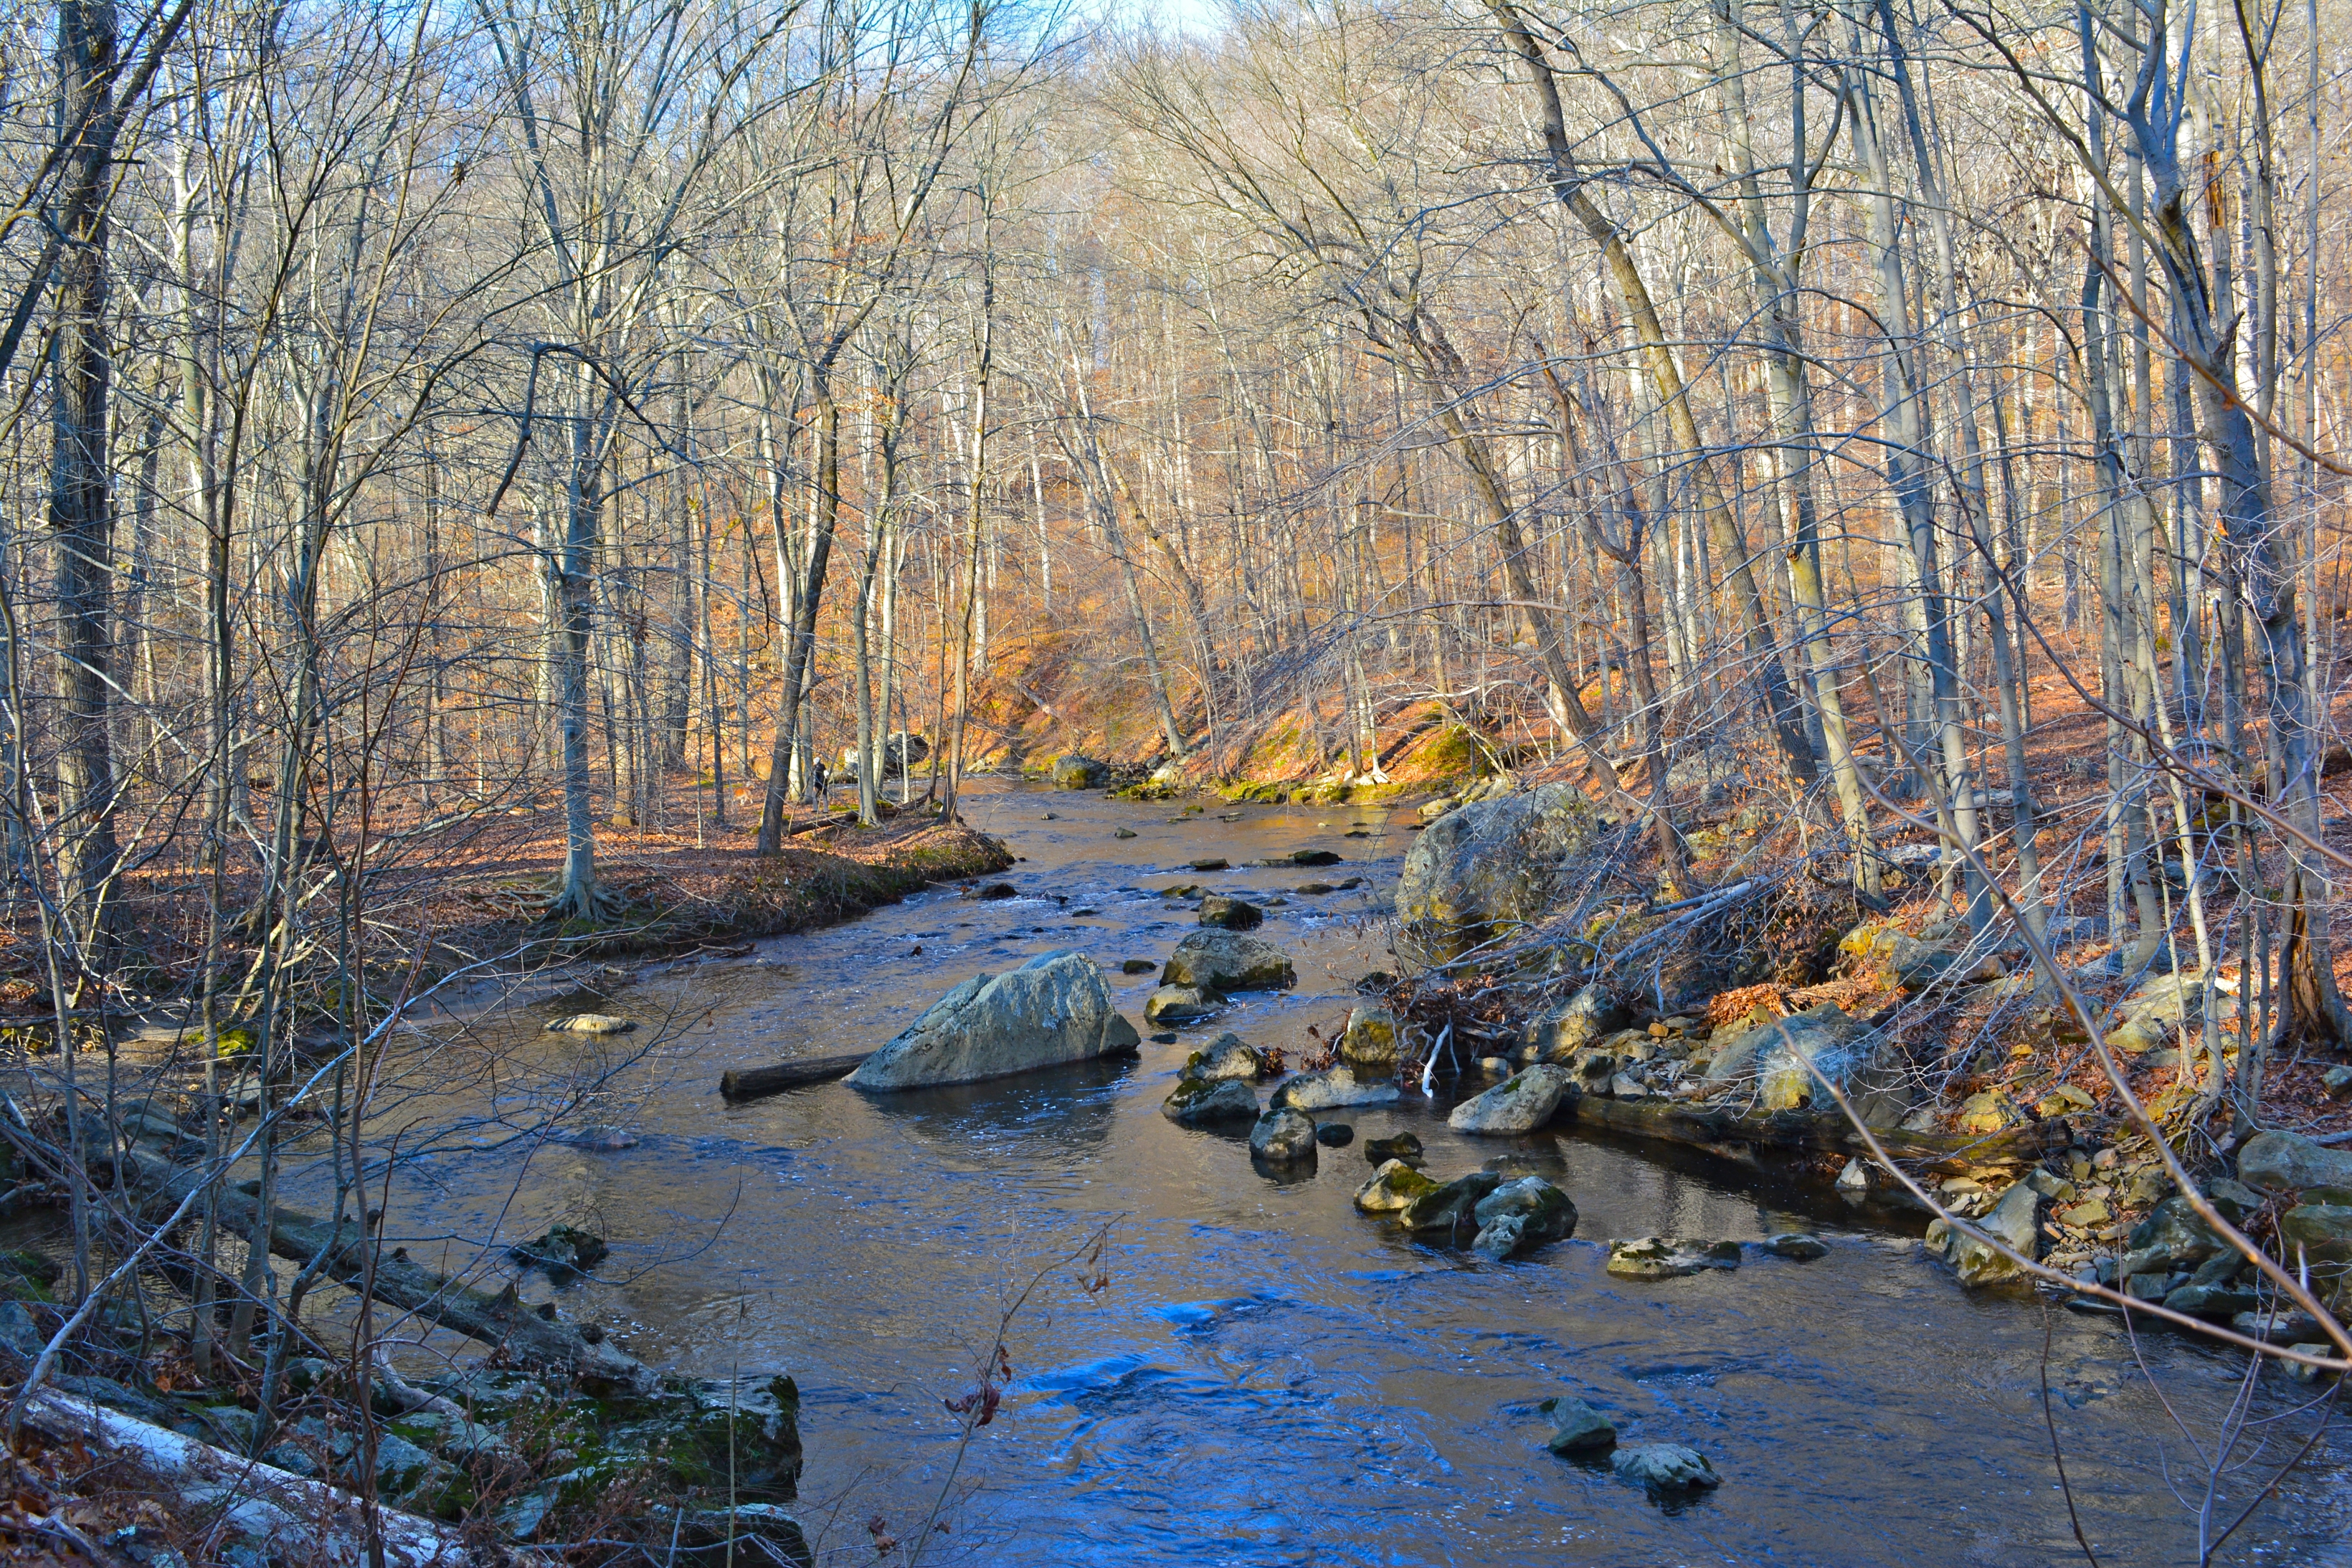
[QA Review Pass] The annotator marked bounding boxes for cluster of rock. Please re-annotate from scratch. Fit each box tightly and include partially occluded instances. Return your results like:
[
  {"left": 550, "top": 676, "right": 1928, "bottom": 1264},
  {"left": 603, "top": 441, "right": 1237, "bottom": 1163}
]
[
  {"left": 1348, "top": 1162, "right": 1580, "bottom": 1260},
  {"left": 1536, "top": 1396, "right": 1720, "bottom": 1495},
  {"left": 1160, "top": 1032, "right": 1273, "bottom": 1126}
]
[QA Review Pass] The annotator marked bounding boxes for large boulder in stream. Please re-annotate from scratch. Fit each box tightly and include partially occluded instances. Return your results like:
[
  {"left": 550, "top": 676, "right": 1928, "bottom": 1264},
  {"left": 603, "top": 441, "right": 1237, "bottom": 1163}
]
[
  {"left": 1162, "top": 931, "right": 1296, "bottom": 993},
  {"left": 848, "top": 950, "right": 1141, "bottom": 1091},
  {"left": 1051, "top": 754, "right": 1111, "bottom": 789},
  {"left": 1395, "top": 782, "right": 1610, "bottom": 958}
]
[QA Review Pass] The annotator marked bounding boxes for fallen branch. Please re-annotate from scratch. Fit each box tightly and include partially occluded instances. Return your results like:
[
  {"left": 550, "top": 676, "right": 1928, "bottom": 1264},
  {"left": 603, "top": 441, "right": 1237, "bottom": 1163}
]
[{"left": 19, "top": 1386, "right": 513, "bottom": 1567}]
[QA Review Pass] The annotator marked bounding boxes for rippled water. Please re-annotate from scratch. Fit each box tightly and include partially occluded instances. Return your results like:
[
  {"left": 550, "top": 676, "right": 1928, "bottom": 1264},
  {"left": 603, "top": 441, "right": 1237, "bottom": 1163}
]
[{"left": 329, "top": 783, "right": 2351, "bottom": 1566}]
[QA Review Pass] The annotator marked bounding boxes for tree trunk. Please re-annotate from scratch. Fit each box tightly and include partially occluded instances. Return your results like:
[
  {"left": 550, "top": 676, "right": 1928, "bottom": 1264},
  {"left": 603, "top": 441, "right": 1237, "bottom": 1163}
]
[{"left": 49, "top": 0, "right": 123, "bottom": 961}]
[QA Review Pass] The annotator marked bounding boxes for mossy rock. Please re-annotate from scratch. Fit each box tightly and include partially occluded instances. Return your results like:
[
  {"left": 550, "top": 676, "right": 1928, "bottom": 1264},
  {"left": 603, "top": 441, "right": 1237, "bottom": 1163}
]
[
  {"left": 0, "top": 1250, "right": 60, "bottom": 1303},
  {"left": 606, "top": 1375, "right": 804, "bottom": 1504}
]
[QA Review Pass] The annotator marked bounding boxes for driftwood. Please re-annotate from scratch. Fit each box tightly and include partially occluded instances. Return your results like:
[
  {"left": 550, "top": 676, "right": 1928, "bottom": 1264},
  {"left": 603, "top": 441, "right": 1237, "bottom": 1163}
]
[
  {"left": 20, "top": 1387, "right": 509, "bottom": 1567},
  {"left": 1569, "top": 1094, "right": 2074, "bottom": 1174},
  {"left": 719, "top": 1052, "right": 873, "bottom": 1101}
]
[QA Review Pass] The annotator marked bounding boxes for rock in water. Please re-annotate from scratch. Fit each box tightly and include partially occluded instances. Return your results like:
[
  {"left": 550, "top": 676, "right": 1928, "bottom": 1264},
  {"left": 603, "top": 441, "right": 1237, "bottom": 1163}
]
[
  {"left": 1162, "top": 930, "right": 1296, "bottom": 992},
  {"left": 1162, "top": 1077, "right": 1260, "bottom": 1126},
  {"left": 1315, "top": 1122, "right": 1355, "bottom": 1147},
  {"left": 511, "top": 1223, "right": 609, "bottom": 1276},
  {"left": 1925, "top": 1179, "right": 2042, "bottom": 1288},
  {"left": 1354, "top": 1159, "right": 1438, "bottom": 1213},
  {"left": 1114, "top": 827, "right": 1139, "bottom": 839},
  {"left": 1612, "top": 1443, "right": 1720, "bottom": 1491},
  {"left": 1363, "top": 1131, "right": 1424, "bottom": 1165},
  {"left": 546, "top": 1014, "right": 634, "bottom": 1035},
  {"left": 1291, "top": 849, "right": 1343, "bottom": 867},
  {"left": 1605, "top": 1237, "right": 1742, "bottom": 1279},
  {"left": 1271, "top": 1066, "right": 1399, "bottom": 1111},
  {"left": 1144, "top": 984, "right": 1223, "bottom": 1025},
  {"left": 2239, "top": 1129, "right": 2352, "bottom": 1194},
  {"left": 1400, "top": 1172, "right": 1506, "bottom": 1237},
  {"left": 1249, "top": 1107, "right": 1318, "bottom": 1164},
  {"left": 1339, "top": 1005, "right": 1401, "bottom": 1073},
  {"left": 1469, "top": 1177, "right": 1578, "bottom": 1259},
  {"left": 1395, "top": 782, "right": 1607, "bottom": 958},
  {"left": 1542, "top": 1397, "right": 1617, "bottom": 1456},
  {"left": 1449, "top": 1065, "right": 1578, "bottom": 1134},
  {"left": 1051, "top": 754, "right": 1111, "bottom": 789},
  {"left": 1120, "top": 958, "right": 1157, "bottom": 974},
  {"left": 848, "top": 951, "right": 1142, "bottom": 1091},
  {"left": 1188, "top": 857, "right": 1230, "bottom": 873},
  {"left": 1764, "top": 1232, "right": 1828, "bottom": 1260},
  {"left": 1472, "top": 1214, "right": 1528, "bottom": 1260},
  {"left": 565, "top": 1123, "right": 640, "bottom": 1151},
  {"left": 1182, "top": 1032, "right": 1263, "bottom": 1082},
  {"left": 1198, "top": 895, "right": 1264, "bottom": 931}
]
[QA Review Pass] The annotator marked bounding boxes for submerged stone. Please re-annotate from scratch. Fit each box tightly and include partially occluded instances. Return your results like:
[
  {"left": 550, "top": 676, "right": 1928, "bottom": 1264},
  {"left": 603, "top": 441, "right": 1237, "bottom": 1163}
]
[
  {"left": 1605, "top": 1237, "right": 1742, "bottom": 1280},
  {"left": 1612, "top": 1443, "right": 1720, "bottom": 1491}
]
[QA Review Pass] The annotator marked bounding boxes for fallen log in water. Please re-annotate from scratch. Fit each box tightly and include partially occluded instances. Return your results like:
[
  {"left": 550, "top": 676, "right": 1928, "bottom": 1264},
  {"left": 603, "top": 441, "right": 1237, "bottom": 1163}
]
[
  {"left": 19, "top": 1387, "right": 507, "bottom": 1567},
  {"left": 719, "top": 1051, "right": 873, "bottom": 1101},
  {"left": 1568, "top": 1093, "right": 2074, "bottom": 1174},
  {"left": 118, "top": 1131, "right": 655, "bottom": 1394}
]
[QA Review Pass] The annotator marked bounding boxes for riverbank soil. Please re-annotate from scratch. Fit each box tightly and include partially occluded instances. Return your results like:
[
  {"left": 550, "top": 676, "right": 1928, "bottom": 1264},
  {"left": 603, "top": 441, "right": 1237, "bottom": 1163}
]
[{"left": 0, "top": 796, "right": 1012, "bottom": 1024}]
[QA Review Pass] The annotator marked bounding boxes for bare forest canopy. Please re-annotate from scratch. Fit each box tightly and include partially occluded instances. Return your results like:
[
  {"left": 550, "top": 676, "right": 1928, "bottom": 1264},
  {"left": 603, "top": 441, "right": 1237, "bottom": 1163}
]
[{"left": 1, "top": 0, "right": 2349, "bottom": 1065}]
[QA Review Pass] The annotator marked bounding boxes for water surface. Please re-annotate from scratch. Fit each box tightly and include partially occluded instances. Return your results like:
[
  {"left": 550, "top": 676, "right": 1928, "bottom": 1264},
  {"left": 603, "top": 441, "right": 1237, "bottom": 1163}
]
[{"left": 335, "top": 784, "right": 2352, "bottom": 1567}]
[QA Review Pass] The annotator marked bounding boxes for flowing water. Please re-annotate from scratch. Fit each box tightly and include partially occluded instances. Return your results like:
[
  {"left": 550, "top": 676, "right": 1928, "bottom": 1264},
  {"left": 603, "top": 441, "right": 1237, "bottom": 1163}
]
[{"left": 341, "top": 782, "right": 2351, "bottom": 1566}]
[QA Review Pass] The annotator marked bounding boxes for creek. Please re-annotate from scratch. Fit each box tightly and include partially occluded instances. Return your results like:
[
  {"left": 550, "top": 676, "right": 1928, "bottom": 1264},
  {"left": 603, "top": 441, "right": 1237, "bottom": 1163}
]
[{"left": 351, "top": 782, "right": 2351, "bottom": 1566}]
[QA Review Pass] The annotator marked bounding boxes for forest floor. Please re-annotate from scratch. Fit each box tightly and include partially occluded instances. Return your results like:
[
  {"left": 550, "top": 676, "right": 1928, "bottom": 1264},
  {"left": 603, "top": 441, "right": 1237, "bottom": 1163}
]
[{"left": 0, "top": 795, "right": 1012, "bottom": 1027}]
